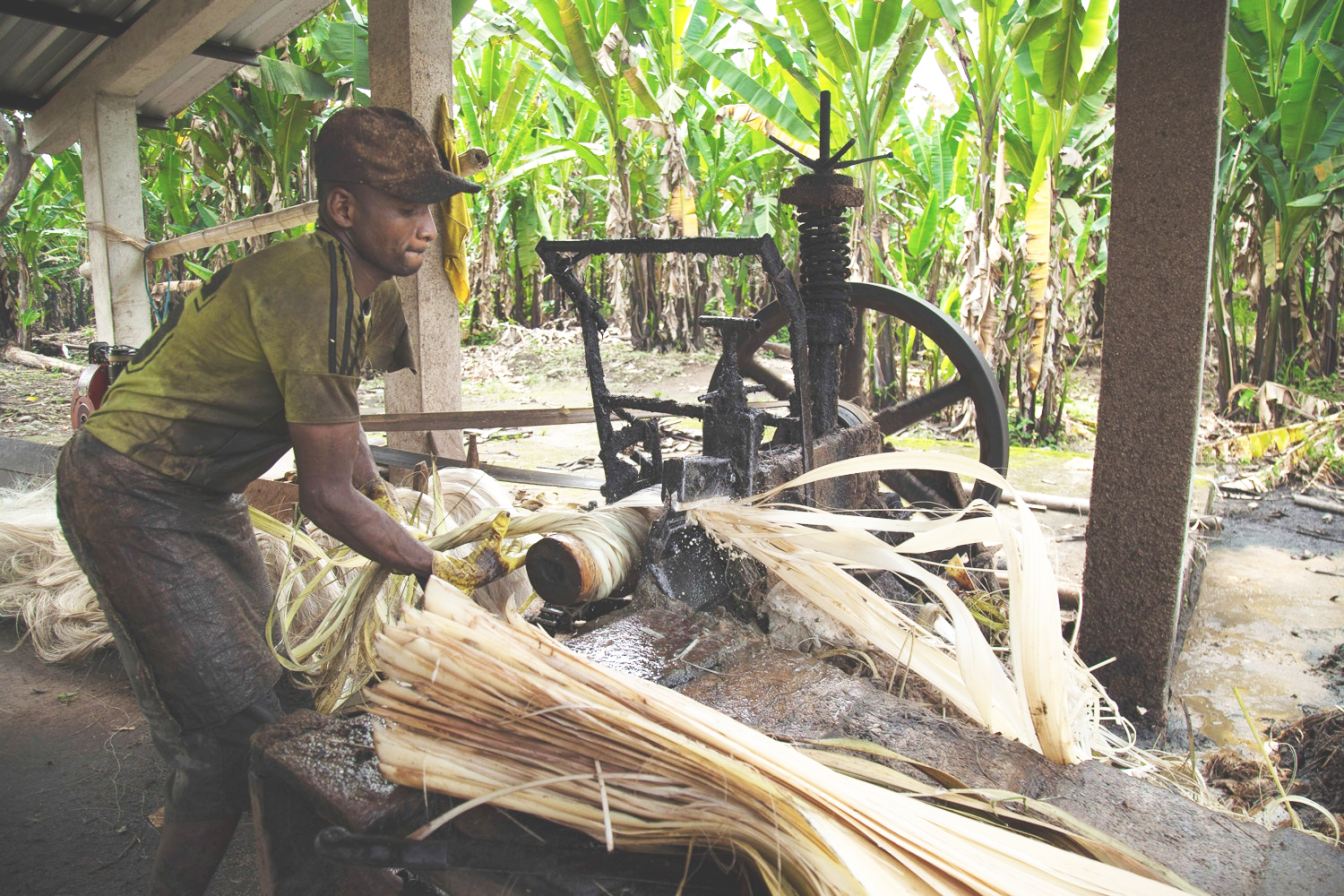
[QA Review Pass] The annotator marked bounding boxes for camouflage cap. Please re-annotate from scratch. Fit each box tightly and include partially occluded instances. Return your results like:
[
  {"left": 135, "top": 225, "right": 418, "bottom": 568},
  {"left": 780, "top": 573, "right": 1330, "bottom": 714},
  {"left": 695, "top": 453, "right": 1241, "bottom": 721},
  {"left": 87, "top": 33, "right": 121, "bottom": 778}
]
[{"left": 314, "top": 106, "right": 481, "bottom": 203}]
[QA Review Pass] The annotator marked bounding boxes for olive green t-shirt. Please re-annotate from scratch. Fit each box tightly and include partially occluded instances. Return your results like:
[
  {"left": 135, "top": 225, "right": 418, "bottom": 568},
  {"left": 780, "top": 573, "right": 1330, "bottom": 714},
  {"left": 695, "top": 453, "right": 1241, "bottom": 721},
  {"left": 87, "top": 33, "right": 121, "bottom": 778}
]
[{"left": 84, "top": 230, "right": 414, "bottom": 493}]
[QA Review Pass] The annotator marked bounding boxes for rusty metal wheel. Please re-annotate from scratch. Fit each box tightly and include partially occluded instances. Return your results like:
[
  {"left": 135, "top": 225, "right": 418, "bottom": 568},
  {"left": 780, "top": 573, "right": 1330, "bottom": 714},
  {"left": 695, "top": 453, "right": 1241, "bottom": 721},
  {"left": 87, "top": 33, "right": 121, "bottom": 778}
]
[{"left": 718, "top": 281, "right": 1009, "bottom": 507}]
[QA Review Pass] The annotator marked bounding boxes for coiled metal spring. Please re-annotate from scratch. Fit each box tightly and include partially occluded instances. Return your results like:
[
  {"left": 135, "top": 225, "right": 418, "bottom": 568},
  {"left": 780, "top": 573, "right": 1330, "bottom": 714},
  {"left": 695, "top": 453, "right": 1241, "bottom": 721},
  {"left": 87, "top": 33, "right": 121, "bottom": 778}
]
[{"left": 797, "top": 206, "right": 851, "bottom": 294}]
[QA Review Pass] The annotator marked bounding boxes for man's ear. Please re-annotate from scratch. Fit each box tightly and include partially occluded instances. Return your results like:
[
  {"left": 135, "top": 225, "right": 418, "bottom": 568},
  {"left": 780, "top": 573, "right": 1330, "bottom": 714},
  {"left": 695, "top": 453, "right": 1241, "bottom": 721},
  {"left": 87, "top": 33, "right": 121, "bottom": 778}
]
[{"left": 324, "top": 185, "right": 358, "bottom": 229}]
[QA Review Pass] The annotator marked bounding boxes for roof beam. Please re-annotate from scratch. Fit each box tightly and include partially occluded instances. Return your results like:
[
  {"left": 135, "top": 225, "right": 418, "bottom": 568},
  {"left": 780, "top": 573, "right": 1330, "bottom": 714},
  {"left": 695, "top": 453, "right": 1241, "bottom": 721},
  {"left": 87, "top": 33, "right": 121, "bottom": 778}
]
[
  {"left": 1, "top": 0, "right": 126, "bottom": 38},
  {"left": 0, "top": 88, "right": 166, "bottom": 128},
  {"left": 24, "top": 0, "right": 260, "bottom": 154},
  {"left": 0, "top": 0, "right": 260, "bottom": 66}
]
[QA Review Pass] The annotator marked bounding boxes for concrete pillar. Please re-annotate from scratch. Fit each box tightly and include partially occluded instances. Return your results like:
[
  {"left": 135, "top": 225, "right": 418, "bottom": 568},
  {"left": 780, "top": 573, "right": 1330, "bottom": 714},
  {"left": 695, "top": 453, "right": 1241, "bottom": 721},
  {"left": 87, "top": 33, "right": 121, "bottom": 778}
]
[
  {"left": 1078, "top": 0, "right": 1229, "bottom": 723},
  {"left": 82, "top": 95, "right": 151, "bottom": 347},
  {"left": 368, "top": 0, "right": 464, "bottom": 461}
]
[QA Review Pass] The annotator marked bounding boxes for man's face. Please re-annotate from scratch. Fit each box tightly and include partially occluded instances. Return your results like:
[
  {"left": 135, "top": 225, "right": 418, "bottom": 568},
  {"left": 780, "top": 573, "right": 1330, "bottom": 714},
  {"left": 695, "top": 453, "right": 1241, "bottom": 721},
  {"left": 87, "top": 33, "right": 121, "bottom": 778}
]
[{"left": 340, "top": 183, "right": 437, "bottom": 279}]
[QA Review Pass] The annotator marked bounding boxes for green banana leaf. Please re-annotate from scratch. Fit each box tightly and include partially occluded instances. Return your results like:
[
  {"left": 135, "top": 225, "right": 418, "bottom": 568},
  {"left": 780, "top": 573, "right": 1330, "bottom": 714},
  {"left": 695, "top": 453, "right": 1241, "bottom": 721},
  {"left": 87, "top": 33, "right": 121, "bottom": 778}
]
[
  {"left": 684, "top": 41, "right": 813, "bottom": 142},
  {"left": 258, "top": 56, "right": 335, "bottom": 101}
]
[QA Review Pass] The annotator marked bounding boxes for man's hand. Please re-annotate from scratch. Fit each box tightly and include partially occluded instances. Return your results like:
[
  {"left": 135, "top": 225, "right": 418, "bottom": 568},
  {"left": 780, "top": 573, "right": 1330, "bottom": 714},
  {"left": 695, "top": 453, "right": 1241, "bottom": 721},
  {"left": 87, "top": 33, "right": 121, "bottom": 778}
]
[
  {"left": 424, "top": 512, "right": 526, "bottom": 590},
  {"left": 289, "top": 421, "right": 433, "bottom": 580}
]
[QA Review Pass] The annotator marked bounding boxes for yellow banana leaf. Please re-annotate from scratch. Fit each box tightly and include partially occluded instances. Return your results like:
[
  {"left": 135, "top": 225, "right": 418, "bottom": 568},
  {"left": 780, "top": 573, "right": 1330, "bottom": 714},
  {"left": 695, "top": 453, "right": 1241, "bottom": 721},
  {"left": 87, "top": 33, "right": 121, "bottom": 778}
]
[
  {"left": 1025, "top": 155, "right": 1052, "bottom": 390},
  {"left": 1205, "top": 422, "right": 1314, "bottom": 463},
  {"left": 670, "top": 182, "right": 699, "bottom": 237},
  {"left": 436, "top": 95, "right": 471, "bottom": 304},
  {"left": 715, "top": 103, "right": 816, "bottom": 159}
]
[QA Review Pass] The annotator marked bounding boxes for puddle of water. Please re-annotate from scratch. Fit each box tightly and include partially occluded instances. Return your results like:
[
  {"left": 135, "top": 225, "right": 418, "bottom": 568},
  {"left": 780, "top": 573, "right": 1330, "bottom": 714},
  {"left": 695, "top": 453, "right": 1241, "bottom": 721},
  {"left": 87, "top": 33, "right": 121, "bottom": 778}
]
[
  {"left": 565, "top": 609, "right": 727, "bottom": 682},
  {"left": 1171, "top": 542, "right": 1344, "bottom": 749}
]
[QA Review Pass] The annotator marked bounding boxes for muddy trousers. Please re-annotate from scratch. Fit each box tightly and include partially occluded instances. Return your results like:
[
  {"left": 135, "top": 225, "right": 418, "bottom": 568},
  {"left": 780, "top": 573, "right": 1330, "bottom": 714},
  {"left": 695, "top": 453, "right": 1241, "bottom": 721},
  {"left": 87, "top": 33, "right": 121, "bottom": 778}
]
[
  {"left": 55, "top": 431, "right": 310, "bottom": 896},
  {"left": 56, "top": 430, "right": 290, "bottom": 828}
]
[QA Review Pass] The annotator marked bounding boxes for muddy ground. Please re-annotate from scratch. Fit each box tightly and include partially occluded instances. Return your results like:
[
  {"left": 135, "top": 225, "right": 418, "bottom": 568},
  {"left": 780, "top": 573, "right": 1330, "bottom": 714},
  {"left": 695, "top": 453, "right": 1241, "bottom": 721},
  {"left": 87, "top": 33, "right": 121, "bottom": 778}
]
[
  {"left": 1173, "top": 485, "right": 1344, "bottom": 745},
  {"left": 0, "top": 624, "right": 259, "bottom": 895}
]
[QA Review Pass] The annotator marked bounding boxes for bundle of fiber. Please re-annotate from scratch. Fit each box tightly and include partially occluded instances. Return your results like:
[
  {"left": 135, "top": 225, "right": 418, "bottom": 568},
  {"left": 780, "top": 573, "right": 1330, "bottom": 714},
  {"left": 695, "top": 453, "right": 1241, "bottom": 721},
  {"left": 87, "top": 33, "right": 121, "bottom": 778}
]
[
  {"left": 686, "top": 452, "right": 1117, "bottom": 765},
  {"left": 0, "top": 468, "right": 537, "bottom": 672},
  {"left": 367, "top": 584, "right": 1197, "bottom": 896},
  {"left": 0, "top": 482, "right": 111, "bottom": 663},
  {"left": 254, "top": 518, "right": 351, "bottom": 638},
  {"left": 259, "top": 467, "right": 535, "bottom": 684},
  {"left": 271, "top": 481, "right": 661, "bottom": 712},
  {"left": 0, "top": 480, "right": 351, "bottom": 665}
]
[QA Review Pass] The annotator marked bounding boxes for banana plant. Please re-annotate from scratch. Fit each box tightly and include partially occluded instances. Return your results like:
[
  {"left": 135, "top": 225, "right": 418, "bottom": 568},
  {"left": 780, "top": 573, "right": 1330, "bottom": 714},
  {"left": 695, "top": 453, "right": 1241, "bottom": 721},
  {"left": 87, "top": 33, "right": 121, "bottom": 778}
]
[
  {"left": 1223, "top": 0, "right": 1344, "bottom": 383},
  {"left": 619, "top": 0, "right": 721, "bottom": 347},
  {"left": 865, "top": 99, "right": 974, "bottom": 408},
  {"left": 1000, "top": 0, "right": 1115, "bottom": 435},
  {"left": 1, "top": 151, "right": 87, "bottom": 344},
  {"left": 455, "top": 10, "right": 554, "bottom": 327},
  {"left": 516, "top": 0, "right": 648, "bottom": 337},
  {"left": 922, "top": 0, "right": 1040, "bottom": 382}
]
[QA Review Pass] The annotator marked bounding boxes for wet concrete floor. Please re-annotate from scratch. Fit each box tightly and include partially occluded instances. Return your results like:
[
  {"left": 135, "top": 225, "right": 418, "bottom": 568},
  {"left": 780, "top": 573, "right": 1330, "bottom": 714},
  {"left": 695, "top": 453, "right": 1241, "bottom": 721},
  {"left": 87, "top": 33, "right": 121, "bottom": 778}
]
[
  {"left": 988, "top": 444, "right": 1344, "bottom": 751},
  {"left": 1172, "top": 489, "right": 1344, "bottom": 749},
  {"left": 994, "top": 444, "right": 1344, "bottom": 751}
]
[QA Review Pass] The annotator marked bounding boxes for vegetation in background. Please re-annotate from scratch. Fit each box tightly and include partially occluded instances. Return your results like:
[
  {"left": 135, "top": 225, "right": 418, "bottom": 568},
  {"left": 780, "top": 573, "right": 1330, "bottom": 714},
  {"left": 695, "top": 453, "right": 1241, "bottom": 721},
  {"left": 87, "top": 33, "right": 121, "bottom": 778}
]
[
  {"left": 1213, "top": 0, "right": 1344, "bottom": 414},
  {"left": 2, "top": 0, "right": 1343, "bottom": 444}
]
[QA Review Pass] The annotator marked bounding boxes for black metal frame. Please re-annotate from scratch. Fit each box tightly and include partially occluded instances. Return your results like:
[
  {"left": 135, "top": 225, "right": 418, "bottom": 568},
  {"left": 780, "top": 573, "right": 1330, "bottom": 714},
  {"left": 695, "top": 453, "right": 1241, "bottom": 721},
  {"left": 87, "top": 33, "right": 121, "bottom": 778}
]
[
  {"left": 536, "top": 236, "right": 814, "bottom": 503},
  {"left": 536, "top": 90, "right": 1007, "bottom": 509}
]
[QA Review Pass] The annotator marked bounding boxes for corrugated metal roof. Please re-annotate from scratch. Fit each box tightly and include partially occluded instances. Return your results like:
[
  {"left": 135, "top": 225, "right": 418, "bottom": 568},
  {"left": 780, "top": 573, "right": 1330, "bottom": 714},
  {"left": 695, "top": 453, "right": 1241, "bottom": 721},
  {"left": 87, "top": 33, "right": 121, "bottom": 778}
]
[
  {"left": 0, "top": 0, "right": 329, "bottom": 145},
  {"left": 136, "top": 1, "right": 328, "bottom": 122}
]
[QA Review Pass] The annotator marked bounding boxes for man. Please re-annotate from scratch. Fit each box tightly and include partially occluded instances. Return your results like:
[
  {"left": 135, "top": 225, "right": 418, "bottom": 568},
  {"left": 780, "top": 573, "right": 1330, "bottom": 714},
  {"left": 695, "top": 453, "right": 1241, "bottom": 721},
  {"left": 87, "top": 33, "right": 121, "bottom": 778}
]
[{"left": 56, "top": 106, "right": 477, "bottom": 895}]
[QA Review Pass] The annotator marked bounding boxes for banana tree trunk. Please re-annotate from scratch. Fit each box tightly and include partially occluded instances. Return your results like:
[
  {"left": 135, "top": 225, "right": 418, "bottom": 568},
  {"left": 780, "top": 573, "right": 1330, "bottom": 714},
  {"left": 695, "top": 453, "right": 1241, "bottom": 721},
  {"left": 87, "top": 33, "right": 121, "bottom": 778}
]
[
  {"left": 841, "top": 235, "right": 873, "bottom": 405},
  {"left": 654, "top": 133, "right": 698, "bottom": 350},
  {"left": 1252, "top": 256, "right": 1274, "bottom": 381},
  {"left": 15, "top": 255, "right": 31, "bottom": 350},
  {"left": 1209, "top": 283, "right": 1238, "bottom": 412},
  {"left": 961, "top": 125, "right": 1007, "bottom": 369},
  {"left": 605, "top": 140, "right": 635, "bottom": 342},
  {"left": 1285, "top": 264, "right": 1308, "bottom": 371},
  {"left": 1320, "top": 220, "right": 1343, "bottom": 374},
  {"left": 1323, "top": 254, "right": 1342, "bottom": 375}
]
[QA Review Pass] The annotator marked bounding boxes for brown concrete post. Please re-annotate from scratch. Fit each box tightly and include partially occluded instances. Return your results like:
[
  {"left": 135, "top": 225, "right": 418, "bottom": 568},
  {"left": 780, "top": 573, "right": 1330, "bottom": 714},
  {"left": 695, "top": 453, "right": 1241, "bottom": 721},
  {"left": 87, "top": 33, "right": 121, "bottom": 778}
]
[
  {"left": 1078, "top": 0, "right": 1229, "bottom": 723},
  {"left": 368, "top": 0, "right": 466, "bottom": 461}
]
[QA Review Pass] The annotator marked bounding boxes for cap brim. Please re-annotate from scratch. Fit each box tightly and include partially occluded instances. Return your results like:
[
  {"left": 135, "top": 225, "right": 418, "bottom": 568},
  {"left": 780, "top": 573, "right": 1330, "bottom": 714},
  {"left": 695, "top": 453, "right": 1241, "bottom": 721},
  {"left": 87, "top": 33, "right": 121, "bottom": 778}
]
[{"left": 381, "top": 169, "right": 482, "bottom": 203}]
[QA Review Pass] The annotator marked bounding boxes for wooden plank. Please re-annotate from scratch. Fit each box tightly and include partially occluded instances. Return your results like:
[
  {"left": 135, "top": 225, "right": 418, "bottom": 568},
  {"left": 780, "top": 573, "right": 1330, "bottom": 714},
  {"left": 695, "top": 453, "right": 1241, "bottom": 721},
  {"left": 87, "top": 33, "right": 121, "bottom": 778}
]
[
  {"left": 362, "top": 407, "right": 600, "bottom": 431},
  {"left": 0, "top": 436, "right": 601, "bottom": 494},
  {"left": 360, "top": 400, "right": 789, "bottom": 433},
  {"left": 0, "top": 437, "right": 60, "bottom": 477},
  {"left": 369, "top": 445, "right": 603, "bottom": 491},
  {"left": 145, "top": 202, "right": 318, "bottom": 261},
  {"left": 0, "top": 437, "right": 60, "bottom": 489}
]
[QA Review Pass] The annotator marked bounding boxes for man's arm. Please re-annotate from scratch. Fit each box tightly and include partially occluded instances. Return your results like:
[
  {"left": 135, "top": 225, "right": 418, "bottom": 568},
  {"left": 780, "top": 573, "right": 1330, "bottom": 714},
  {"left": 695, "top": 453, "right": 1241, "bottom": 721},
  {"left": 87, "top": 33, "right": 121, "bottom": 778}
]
[
  {"left": 351, "top": 427, "right": 383, "bottom": 491},
  {"left": 289, "top": 420, "right": 433, "bottom": 579}
]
